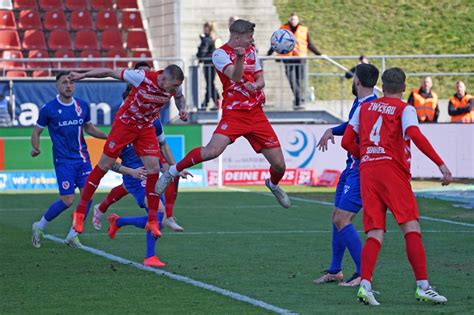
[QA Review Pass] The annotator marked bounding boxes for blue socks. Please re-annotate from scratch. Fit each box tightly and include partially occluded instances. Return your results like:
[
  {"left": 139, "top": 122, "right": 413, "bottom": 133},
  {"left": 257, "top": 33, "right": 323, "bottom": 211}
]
[
  {"left": 116, "top": 216, "right": 147, "bottom": 228},
  {"left": 339, "top": 224, "right": 362, "bottom": 274},
  {"left": 44, "top": 199, "right": 69, "bottom": 221},
  {"left": 329, "top": 224, "right": 346, "bottom": 273}
]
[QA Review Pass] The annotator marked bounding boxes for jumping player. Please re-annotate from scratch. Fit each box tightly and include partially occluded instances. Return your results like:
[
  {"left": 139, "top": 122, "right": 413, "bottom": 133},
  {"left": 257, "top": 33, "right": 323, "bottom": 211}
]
[
  {"left": 155, "top": 19, "right": 290, "bottom": 208},
  {"left": 342, "top": 67, "right": 452, "bottom": 305},
  {"left": 68, "top": 65, "right": 187, "bottom": 238},
  {"left": 314, "top": 64, "right": 379, "bottom": 286}
]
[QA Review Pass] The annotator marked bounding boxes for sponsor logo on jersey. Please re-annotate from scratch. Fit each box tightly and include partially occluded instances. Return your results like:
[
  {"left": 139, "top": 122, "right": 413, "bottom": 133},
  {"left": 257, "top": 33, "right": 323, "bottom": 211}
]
[
  {"left": 58, "top": 119, "right": 84, "bottom": 126},
  {"left": 75, "top": 101, "right": 83, "bottom": 117},
  {"left": 109, "top": 141, "right": 115, "bottom": 149},
  {"left": 367, "top": 146, "right": 386, "bottom": 154},
  {"left": 58, "top": 109, "right": 62, "bottom": 114},
  {"left": 221, "top": 123, "right": 228, "bottom": 130},
  {"left": 344, "top": 184, "right": 350, "bottom": 194},
  {"left": 62, "top": 181, "right": 70, "bottom": 190}
]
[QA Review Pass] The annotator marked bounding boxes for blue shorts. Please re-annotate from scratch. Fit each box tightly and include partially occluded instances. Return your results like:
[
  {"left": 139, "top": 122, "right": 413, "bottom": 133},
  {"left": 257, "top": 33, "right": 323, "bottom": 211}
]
[
  {"left": 123, "top": 177, "right": 165, "bottom": 209},
  {"left": 55, "top": 161, "right": 92, "bottom": 195},
  {"left": 334, "top": 167, "right": 362, "bottom": 213}
]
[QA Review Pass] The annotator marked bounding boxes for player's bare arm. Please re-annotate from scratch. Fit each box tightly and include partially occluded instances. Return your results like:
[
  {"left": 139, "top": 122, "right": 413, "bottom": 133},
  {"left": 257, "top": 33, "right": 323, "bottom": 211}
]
[
  {"left": 84, "top": 122, "right": 108, "bottom": 139},
  {"left": 31, "top": 126, "right": 44, "bottom": 157},
  {"left": 111, "top": 162, "right": 147, "bottom": 180},
  {"left": 69, "top": 68, "right": 124, "bottom": 81},
  {"left": 223, "top": 47, "right": 245, "bottom": 82},
  {"left": 174, "top": 94, "right": 188, "bottom": 122},
  {"left": 317, "top": 128, "right": 335, "bottom": 152},
  {"left": 244, "top": 71, "right": 265, "bottom": 93}
]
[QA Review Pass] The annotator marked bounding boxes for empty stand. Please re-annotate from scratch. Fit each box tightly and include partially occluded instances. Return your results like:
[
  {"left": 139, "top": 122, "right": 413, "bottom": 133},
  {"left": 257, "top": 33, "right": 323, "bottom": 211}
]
[
  {"left": 22, "top": 29, "right": 47, "bottom": 50},
  {"left": 32, "top": 70, "right": 49, "bottom": 77},
  {"left": 18, "top": 10, "right": 42, "bottom": 30},
  {"left": 75, "top": 30, "right": 99, "bottom": 50},
  {"left": 27, "top": 49, "right": 51, "bottom": 69},
  {"left": 96, "top": 10, "right": 118, "bottom": 30},
  {"left": 106, "top": 49, "right": 128, "bottom": 68},
  {"left": 65, "top": 0, "right": 89, "bottom": 10},
  {"left": 48, "top": 30, "right": 73, "bottom": 50},
  {"left": 38, "top": 0, "right": 63, "bottom": 10},
  {"left": 6, "top": 70, "right": 27, "bottom": 77},
  {"left": 0, "top": 10, "right": 16, "bottom": 29},
  {"left": 116, "top": 0, "right": 139, "bottom": 9},
  {"left": 121, "top": 11, "right": 143, "bottom": 29},
  {"left": 91, "top": 0, "right": 113, "bottom": 10},
  {"left": 127, "top": 30, "right": 148, "bottom": 50},
  {"left": 80, "top": 50, "right": 103, "bottom": 68},
  {"left": 53, "top": 50, "right": 77, "bottom": 68},
  {"left": 1, "top": 50, "right": 24, "bottom": 69},
  {"left": 0, "top": 30, "right": 21, "bottom": 49},
  {"left": 43, "top": 10, "right": 67, "bottom": 31},
  {"left": 101, "top": 30, "right": 123, "bottom": 50},
  {"left": 131, "top": 50, "right": 151, "bottom": 67},
  {"left": 13, "top": 0, "right": 38, "bottom": 10},
  {"left": 70, "top": 10, "right": 93, "bottom": 31}
]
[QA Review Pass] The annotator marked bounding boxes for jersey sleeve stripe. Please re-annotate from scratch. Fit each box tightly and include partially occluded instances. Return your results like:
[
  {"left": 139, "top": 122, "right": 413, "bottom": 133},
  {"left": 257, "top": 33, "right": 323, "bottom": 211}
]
[
  {"left": 221, "top": 63, "right": 232, "bottom": 74},
  {"left": 35, "top": 123, "right": 45, "bottom": 129}
]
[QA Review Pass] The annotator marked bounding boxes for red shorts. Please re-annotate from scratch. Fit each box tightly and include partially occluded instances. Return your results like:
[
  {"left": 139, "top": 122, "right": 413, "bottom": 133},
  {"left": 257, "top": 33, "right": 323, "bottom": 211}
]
[
  {"left": 360, "top": 161, "right": 419, "bottom": 233},
  {"left": 214, "top": 106, "right": 280, "bottom": 153},
  {"left": 103, "top": 119, "right": 160, "bottom": 159}
]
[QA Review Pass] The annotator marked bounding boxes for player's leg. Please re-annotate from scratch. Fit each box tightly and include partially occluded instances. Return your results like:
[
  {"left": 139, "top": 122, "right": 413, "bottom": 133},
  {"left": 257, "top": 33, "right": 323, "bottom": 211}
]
[
  {"left": 140, "top": 155, "right": 161, "bottom": 237},
  {"left": 93, "top": 184, "right": 129, "bottom": 230},
  {"left": 357, "top": 228, "right": 383, "bottom": 306},
  {"left": 164, "top": 176, "right": 184, "bottom": 232},
  {"left": 260, "top": 147, "right": 290, "bottom": 208}
]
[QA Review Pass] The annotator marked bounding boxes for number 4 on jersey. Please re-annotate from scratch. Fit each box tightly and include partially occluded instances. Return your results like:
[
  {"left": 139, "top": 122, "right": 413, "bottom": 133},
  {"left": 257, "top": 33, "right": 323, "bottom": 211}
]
[{"left": 370, "top": 115, "right": 383, "bottom": 145}]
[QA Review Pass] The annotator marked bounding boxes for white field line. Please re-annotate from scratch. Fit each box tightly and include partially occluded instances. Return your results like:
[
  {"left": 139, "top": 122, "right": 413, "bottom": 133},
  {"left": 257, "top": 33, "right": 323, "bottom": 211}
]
[{"left": 44, "top": 234, "right": 296, "bottom": 315}]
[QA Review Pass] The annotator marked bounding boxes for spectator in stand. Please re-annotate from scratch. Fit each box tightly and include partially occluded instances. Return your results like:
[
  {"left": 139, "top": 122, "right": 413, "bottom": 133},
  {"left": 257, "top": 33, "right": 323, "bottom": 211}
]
[
  {"left": 197, "top": 21, "right": 222, "bottom": 110},
  {"left": 345, "top": 55, "right": 369, "bottom": 79},
  {"left": 407, "top": 76, "right": 439, "bottom": 123},
  {"left": 267, "top": 13, "right": 322, "bottom": 109},
  {"left": 448, "top": 80, "right": 473, "bottom": 123}
]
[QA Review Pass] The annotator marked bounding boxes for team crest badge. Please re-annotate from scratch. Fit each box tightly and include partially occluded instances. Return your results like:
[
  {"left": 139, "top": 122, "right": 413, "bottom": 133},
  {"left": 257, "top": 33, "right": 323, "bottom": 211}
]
[
  {"left": 221, "top": 123, "right": 228, "bottom": 130},
  {"left": 58, "top": 109, "right": 62, "bottom": 114},
  {"left": 62, "top": 181, "right": 70, "bottom": 190},
  {"left": 109, "top": 141, "right": 116, "bottom": 149}
]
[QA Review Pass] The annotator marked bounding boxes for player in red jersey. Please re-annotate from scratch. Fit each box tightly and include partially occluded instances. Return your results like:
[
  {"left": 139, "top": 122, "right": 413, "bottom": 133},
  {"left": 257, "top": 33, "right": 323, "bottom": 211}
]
[
  {"left": 342, "top": 67, "right": 452, "bottom": 305},
  {"left": 68, "top": 65, "right": 187, "bottom": 237},
  {"left": 155, "top": 20, "right": 290, "bottom": 208}
]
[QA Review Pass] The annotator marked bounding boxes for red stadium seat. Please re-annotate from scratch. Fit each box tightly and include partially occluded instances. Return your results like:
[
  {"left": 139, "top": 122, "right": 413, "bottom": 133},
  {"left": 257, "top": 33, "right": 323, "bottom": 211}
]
[
  {"left": 32, "top": 70, "right": 50, "bottom": 77},
  {"left": 96, "top": 10, "right": 119, "bottom": 30},
  {"left": 18, "top": 10, "right": 43, "bottom": 30},
  {"left": 0, "top": 30, "right": 21, "bottom": 50},
  {"left": 22, "top": 29, "right": 47, "bottom": 50},
  {"left": 1, "top": 50, "right": 24, "bottom": 69},
  {"left": 13, "top": 0, "right": 38, "bottom": 10},
  {"left": 116, "top": 0, "right": 138, "bottom": 9},
  {"left": 53, "top": 50, "right": 77, "bottom": 69},
  {"left": 79, "top": 50, "right": 103, "bottom": 68},
  {"left": 91, "top": 0, "right": 113, "bottom": 10},
  {"left": 65, "top": 0, "right": 89, "bottom": 10},
  {"left": 48, "top": 30, "right": 73, "bottom": 50},
  {"left": 101, "top": 30, "right": 123, "bottom": 50},
  {"left": 0, "top": 11, "right": 17, "bottom": 29},
  {"left": 121, "top": 11, "right": 143, "bottom": 30},
  {"left": 70, "top": 10, "right": 93, "bottom": 31},
  {"left": 43, "top": 10, "right": 68, "bottom": 31},
  {"left": 27, "top": 50, "right": 51, "bottom": 70},
  {"left": 131, "top": 50, "right": 151, "bottom": 67},
  {"left": 6, "top": 70, "right": 28, "bottom": 77},
  {"left": 38, "top": 0, "right": 63, "bottom": 10},
  {"left": 106, "top": 49, "right": 128, "bottom": 68},
  {"left": 75, "top": 30, "right": 99, "bottom": 50},
  {"left": 126, "top": 30, "right": 148, "bottom": 50}
]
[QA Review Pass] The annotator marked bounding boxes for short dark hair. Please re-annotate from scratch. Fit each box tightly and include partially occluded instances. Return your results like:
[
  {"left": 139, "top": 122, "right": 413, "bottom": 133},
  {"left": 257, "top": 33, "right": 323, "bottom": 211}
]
[
  {"left": 134, "top": 61, "right": 151, "bottom": 70},
  {"left": 56, "top": 71, "right": 71, "bottom": 81},
  {"left": 355, "top": 63, "right": 379, "bottom": 88},
  {"left": 164, "top": 64, "right": 184, "bottom": 81},
  {"left": 358, "top": 55, "right": 367, "bottom": 62},
  {"left": 382, "top": 67, "right": 406, "bottom": 94},
  {"left": 229, "top": 19, "right": 255, "bottom": 34}
]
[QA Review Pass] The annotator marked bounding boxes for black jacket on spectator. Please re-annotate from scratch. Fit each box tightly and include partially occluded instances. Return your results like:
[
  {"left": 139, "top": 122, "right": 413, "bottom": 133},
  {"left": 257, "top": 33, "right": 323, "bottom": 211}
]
[{"left": 197, "top": 34, "right": 215, "bottom": 64}]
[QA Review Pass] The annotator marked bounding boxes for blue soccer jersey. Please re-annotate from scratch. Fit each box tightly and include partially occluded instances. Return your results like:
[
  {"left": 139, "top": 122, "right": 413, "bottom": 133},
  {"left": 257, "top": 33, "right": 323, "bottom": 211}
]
[{"left": 36, "top": 95, "right": 91, "bottom": 164}]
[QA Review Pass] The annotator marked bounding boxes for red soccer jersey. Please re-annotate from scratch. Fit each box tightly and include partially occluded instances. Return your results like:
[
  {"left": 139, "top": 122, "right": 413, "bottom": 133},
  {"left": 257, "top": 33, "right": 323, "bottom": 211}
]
[
  {"left": 212, "top": 44, "right": 265, "bottom": 111},
  {"left": 116, "top": 69, "right": 182, "bottom": 129},
  {"left": 349, "top": 96, "right": 419, "bottom": 175}
]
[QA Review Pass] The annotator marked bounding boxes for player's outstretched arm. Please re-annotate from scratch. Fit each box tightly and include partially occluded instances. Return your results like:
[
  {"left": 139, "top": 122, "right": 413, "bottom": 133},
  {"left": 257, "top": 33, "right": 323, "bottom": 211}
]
[
  {"left": 405, "top": 126, "right": 452, "bottom": 186},
  {"left": 341, "top": 124, "right": 360, "bottom": 158},
  {"left": 317, "top": 128, "right": 335, "bottom": 152},
  {"left": 31, "top": 126, "right": 43, "bottom": 157},
  {"left": 174, "top": 92, "right": 188, "bottom": 122},
  {"left": 223, "top": 47, "right": 245, "bottom": 82},
  {"left": 111, "top": 163, "right": 147, "bottom": 180},
  {"left": 84, "top": 122, "right": 108, "bottom": 139},
  {"left": 69, "top": 68, "right": 124, "bottom": 81}
]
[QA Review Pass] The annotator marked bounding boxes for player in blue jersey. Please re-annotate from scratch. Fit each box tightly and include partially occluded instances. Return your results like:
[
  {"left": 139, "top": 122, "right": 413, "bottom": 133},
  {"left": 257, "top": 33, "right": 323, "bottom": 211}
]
[
  {"left": 30, "top": 72, "right": 145, "bottom": 248},
  {"left": 314, "top": 64, "right": 379, "bottom": 286}
]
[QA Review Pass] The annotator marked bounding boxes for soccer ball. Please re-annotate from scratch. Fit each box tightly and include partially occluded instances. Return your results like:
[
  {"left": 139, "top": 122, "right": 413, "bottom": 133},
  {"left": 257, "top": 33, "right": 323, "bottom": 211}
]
[{"left": 270, "top": 29, "right": 296, "bottom": 54}]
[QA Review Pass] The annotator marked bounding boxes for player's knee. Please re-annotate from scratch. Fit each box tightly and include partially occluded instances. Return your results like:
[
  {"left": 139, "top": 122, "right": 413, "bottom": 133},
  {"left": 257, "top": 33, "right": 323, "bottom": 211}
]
[
  {"left": 61, "top": 195, "right": 74, "bottom": 207},
  {"left": 332, "top": 209, "right": 353, "bottom": 229},
  {"left": 202, "top": 146, "right": 222, "bottom": 159},
  {"left": 271, "top": 161, "right": 286, "bottom": 174}
]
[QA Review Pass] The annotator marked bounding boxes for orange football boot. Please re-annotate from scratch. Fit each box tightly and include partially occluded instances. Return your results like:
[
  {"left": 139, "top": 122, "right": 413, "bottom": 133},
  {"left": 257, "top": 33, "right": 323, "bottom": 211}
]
[{"left": 143, "top": 256, "right": 166, "bottom": 267}]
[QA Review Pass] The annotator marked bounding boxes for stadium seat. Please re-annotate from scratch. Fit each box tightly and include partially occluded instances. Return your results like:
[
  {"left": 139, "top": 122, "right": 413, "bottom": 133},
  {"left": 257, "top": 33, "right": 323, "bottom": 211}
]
[
  {"left": 0, "top": 10, "right": 16, "bottom": 29},
  {"left": 106, "top": 49, "right": 128, "bottom": 68},
  {"left": 6, "top": 70, "right": 28, "bottom": 77},
  {"left": 121, "top": 11, "right": 143, "bottom": 30},
  {"left": 96, "top": 10, "right": 118, "bottom": 30},
  {"left": 79, "top": 50, "right": 103, "bottom": 68},
  {"left": 70, "top": 10, "right": 93, "bottom": 31},
  {"left": 13, "top": 0, "right": 38, "bottom": 10},
  {"left": 43, "top": 10, "right": 68, "bottom": 31},
  {"left": 48, "top": 30, "right": 73, "bottom": 50},
  {"left": 75, "top": 30, "right": 99, "bottom": 50},
  {"left": 0, "top": 30, "right": 21, "bottom": 50},
  {"left": 65, "top": 0, "right": 89, "bottom": 10},
  {"left": 0, "top": 50, "right": 24, "bottom": 69},
  {"left": 38, "top": 0, "right": 63, "bottom": 10},
  {"left": 116, "top": 0, "right": 138, "bottom": 9},
  {"left": 126, "top": 30, "right": 148, "bottom": 50},
  {"left": 22, "top": 29, "right": 47, "bottom": 50},
  {"left": 27, "top": 49, "right": 51, "bottom": 70},
  {"left": 100, "top": 30, "right": 123, "bottom": 50},
  {"left": 131, "top": 50, "right": 151, "bottom": 67},
  {"left": 32, "top": 70, "right": 50, "bottom": 77},
  {"left": 91, "top": 0, "right": 113, "bottom": 10},
  {"left": 52, "top": 50, "right": 77, "bottom": 69},
  {"left": 18, "top": 10, "right": 43, "bottom": 30}
]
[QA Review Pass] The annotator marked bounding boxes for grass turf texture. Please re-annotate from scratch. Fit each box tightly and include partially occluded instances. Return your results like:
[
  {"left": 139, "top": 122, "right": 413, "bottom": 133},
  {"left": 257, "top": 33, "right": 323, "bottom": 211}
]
[
  {"left": 1, "top": 186, "right": 473, "bottom": 313},
  {"left": 274, "top": 0, "right": 474, "bottom": 100}
]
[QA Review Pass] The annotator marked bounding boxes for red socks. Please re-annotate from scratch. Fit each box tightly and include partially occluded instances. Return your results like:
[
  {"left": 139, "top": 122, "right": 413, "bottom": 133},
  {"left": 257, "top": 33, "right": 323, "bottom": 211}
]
[
  {"left": 76, "top": 166, "right": 106, "bottom": 215},
  {"left": 99, "top": 184, "right": 128, "bottom": 213},
  {"left": 176, "top": 147, "right": 203, "bottom": 172},
  {"left": 164, "top": 176, "right": 179, "bottom": 218},
  {"left": 270, "top": 167, "right": 285, "bottom": 185},
  {"left": 146, "top": 173, "right": 159, "bottom": 222},
  {"left": 405, "top": 231, "right": 428, "bottom": 280},
  {"left": 360, "top": 237, "right": 382, "bottom": 282}
]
